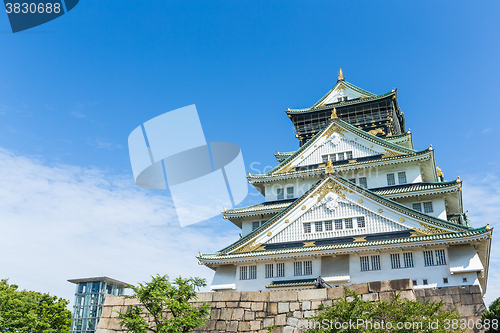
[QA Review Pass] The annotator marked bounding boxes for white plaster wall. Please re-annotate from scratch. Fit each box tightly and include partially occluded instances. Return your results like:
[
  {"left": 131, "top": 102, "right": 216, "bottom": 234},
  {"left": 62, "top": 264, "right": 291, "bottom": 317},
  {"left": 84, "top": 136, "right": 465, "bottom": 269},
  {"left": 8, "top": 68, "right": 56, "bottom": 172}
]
[{"left": 264, "top": 177, "right": 321, "bottom": 202}]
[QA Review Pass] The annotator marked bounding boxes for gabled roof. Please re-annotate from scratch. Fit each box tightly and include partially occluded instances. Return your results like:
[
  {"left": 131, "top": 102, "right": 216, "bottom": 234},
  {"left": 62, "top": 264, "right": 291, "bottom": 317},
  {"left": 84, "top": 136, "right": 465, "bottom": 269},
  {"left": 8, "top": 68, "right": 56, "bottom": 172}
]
[
  {"left": 204, "top": 175, "right": 477, "bottom": 259},
  {"left": 310, "top": 79, "right": 377, "bottom": 109},
  {"left": 261, "top": 116, "right": 425, "bottom": 176},
  {"left": 274, "top": 151, "right": 295, "bottom": 162}
]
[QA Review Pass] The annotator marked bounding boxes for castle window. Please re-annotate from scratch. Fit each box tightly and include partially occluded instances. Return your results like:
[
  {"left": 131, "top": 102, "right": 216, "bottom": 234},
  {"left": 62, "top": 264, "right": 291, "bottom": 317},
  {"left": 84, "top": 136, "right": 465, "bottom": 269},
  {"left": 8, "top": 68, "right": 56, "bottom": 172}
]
[
  {"left": 252, "top": 221, "right": 260, "bottom": 231},
  {"left": 387, "top": 173, "right": 396, "bottom": 186},
  {"left": 398, "top": 172, "right": 407, "bottom": 184},
  {"left": 335, "top": 219, "right": 343, "bottom": 230},
  {"left": 423, "top": 251, "right": 435, "bottom": 266},
  {"left": 277, "top": 263, "right": 285, "bottom": 277},
  {"left": 423, "top": 279, "right": 428, "bottom": 285},
  {"left": 325, "top": 221, "right": 333, "bottom": 231},
  {"left": 286, "top": 186, "right": 294, "bottom": 199},
  {"left": 435, "top": 249, "right": 447, "bottom": 265},
  {"left": 249, "top": 265, "right": 257, "bottom": 279},
  {"left": 240, "top": 266, "right": 248, "bottom": 280},
  {"left": 360, "top": 255, "right": 381, "bottom": 271},
  {"left": 294, "top": 261, "right": 313, "bottom": 276},
  {"left": 303, "top": 223, "right": 311, "bottom": 233},
  {"left": 265, "top": 264, "right": 274, "bottom": 278},
  {"left": 304, "top": 261, "right": 313, "bottom": 275},
  {"left": 357, "top": 217, "right": 365, "bottom": 228},
  {"left": 348, "top": 178, "right": 356, "bottom": 184},
  {"left": 412, "top": 203, "right": 422, "bottom": 212},
  {"left": 293, "top": 262, "right": 302, "bottom": 276},
  {"left": 338, "top": 97, "right": 342, "bottom": 102},
  {"left": 412, "top": 280, "right": 417, "bottom": 286},
  {"left": 346, "top": 151, "right": 353, "bottom": 160},
  {"left": 462, "top": 277, "right": 468, "bottom": 283},
  {"left": 337, "top": 152, "right": 345, "bottom": 161},
  {"left": 360, "top": 256, "right": 370, "bottom": 271},
  {"left": 390, "top": 253, "right": 401, "bottom": 269},
  {"left": 443, "top": 277, "right": 449, "bottom": 284},
  {"left": 424, "top": 249, "right": 446, "bottom": 266},
  {"left": 403, "top": 252, "right": 414, "bottom": 268},
  {"left": 371, "top": 255, "right": 381, "bottom": 270},
  {"left": 359, "top": 177, "right": 368, "bottom": 189},
  {"left": 423, "top": 201, "right": 434, "bottom": 213},
  {"left": 277, "top": 188, "right": 284, "bottom": 200},
  {"left": 315, "top": 221, "right": 323, "bottom": 232},
  {"left": 345, "top": 218, "right": 353, "bottom": 229},
  {"left": 343, "top": 96, "right": 348, "bottom": 102}
]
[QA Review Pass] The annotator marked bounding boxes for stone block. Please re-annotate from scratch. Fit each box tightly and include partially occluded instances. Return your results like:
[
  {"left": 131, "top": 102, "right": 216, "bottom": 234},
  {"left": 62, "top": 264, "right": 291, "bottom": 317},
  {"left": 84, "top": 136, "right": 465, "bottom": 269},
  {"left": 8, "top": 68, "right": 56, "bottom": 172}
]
[
  {"left": 461, "top": 294, "right": 474, "bottom": 305},
  {"left": 304, "top": 310, "right": 315, "bottom": 318},
  {"left": 327, "top": 286, "right": 345, "bottom": 299},
  {"left": 238, "top": 321, "right": 250, "bottom": 331},
  {"left": 249, "top": 320, "right": 261, "bottom": 330},
  {"left": 346, "top": 296, "right": 355, "bottom": 302},
  {"left": 292, "top": 311, "right": 303, "bottom": 318},
  {"left": 107, "top": 318, "right": 122, "bottom": 331},
  {"left": 289, "top": 302, "right": 300, "bottom": 311},
  {"left": 213, "top": 291, "right": 241, "bottom": 302},
  {"left": 302, "top": 301, "right": 311, "bottom": 310},
  {"left": 215, "top": 301, "right": 226, "bottom": 308},
  {"left": 362, "top": 293, "right": 379, "bottom": 302},
  {"left": 110, "top": 307, "right": 123, "bottom": 318},
  {"left": 251, "top": 302, "right": 264, "bottom": 311},
  {"left": 97, "top": 318, "right": 110, "bottom": 329},
  {"left": 232, "top": 308, "right": 244, "bottom": 320},
  {"left": 123, "top": 297, "right": 139, "bottom": 306},
  {"left": 100, "top": 306, "right": 113, "bottom": 318},
  {"left": 276, "top": 314, "right": 287, "bottom": 326},
  {"left": 196, "top": 292, "right": 213, "bottom": 302},
  {"left": 389, "top": 278, "right": 413, "bottom": 291},
  {"left": 452, "top": 294, "right": 461, "bottom": 303},
  {"left": 268, "top": 302, "right": 278, "bottom": 315},
  {"left": 278, "top": 302, "right": 290, "bottom": 313},
  {"left": 466, "top": 285, "right": 481, "bottom": 294},
  {"left": 226, "top": 301, "right": 239, "bottom": 307},
  {"left": 472, "top": 293, "right": 484, "bottom": 305},
  {"left": 348, "top": 282, "right": 369, "bottom": 295},
  {"left": 227, "top": 321, "right": 238, "bottom": 332},
  {"left": 270, "top": 290, "right": 298, "bottom": 302},
  {"left": 414, "top": 289, "right": 425, "bottom": 298},
  {"left": 210, "top": 308, "right": 220, "bottom": 319},
  {"left": 256, "top": 311, "right": 266, "bottom": 318},
  {"left": 368, "top": 280, "right": 391, "bottom": 293},
  {"left": 204, "top": 320, "right": 216, "bottom": 330},
  {"left": 287, "top": 317, "right": 298, "bottom": 327},
  {"left": 283, "top": 327, "right": 295, "bottom": 333},
  {"left": 298, "top": 289, "right": 327, "bottom": 301},
  {"left": 241, "top": 291, "right": 270, "bottom": 302},
  {"left": 322, "top": 299, "right": 333, "bottom": 307},
  {"left": 263, "top": 318, "right": 275, "bottom": 328},
  {"left": 244, "top": 309, "right": 255, "bottom": 321},
  {"left": 220, "top": 307, "right": 234, "bottom": 321},
  {"left": 215, "top": 321, "right": 227, "bottom": 330},
  {"left": 239, "top": 301, "right": 251, "bottom": 308},
  {"left": 104, "top": 296, "right": 125, "bottom": 306},
  {"left": 311, "top": 301, "right": 322, "bottom": 309},
  {"left": 424, "top": 288, "right": 438, "bottom": 297},
  {"left": 379, "top": 291, "right": 396, "bottom": 302},
  {"left": 457, "top": 305, "right": 476, "bottom": 317},
  {"left": 398, "top": 290, "right": 416, "bottom": 301}
]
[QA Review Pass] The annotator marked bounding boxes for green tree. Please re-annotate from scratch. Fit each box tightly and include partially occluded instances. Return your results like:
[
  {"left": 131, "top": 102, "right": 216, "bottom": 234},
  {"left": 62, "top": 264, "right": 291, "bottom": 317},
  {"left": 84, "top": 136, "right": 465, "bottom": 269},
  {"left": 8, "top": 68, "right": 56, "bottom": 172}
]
[
  {"left": 307, "top": 287, "right": 464, "bottom": 333},
  {"left": 0, "top": 279, "right": 72, "bottom": 333},
  {"left": 482, "top": 297, "right": 500, "bottom": 332},
  {"left": 118, "top": 275, "right": 211, "bottom": 333}
]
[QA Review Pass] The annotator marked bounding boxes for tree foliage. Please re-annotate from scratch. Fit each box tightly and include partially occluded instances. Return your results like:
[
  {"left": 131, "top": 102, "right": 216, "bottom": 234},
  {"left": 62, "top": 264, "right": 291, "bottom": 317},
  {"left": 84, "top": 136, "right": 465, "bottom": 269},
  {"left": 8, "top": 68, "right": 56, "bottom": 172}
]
[
  {"left": 0, "top": 279, "right": 72, "bottom": 333},
  {"left": 482, "top": 297, "right": 500, "bottom": 333},
  {"left": 118, "top": 275, "right": 210, "bottom": 333},
  {"left": 307, "top": 288, "right": 464, "bottom": 333}
]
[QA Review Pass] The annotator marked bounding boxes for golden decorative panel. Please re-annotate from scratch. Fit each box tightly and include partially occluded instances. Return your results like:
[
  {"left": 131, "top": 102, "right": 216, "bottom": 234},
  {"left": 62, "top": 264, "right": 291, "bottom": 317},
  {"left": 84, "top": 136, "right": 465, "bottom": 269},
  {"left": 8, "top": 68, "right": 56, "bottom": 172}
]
[
  {"left": 353, "top": 236, "right": 367, "bottom": 242},
  {"left": 358, "top": 198, "right": 363, "bottom": 203},
  {"left": 301, "top": 205, "right": 306, "bottom": 210},
  {"left": 348, "top": 159, "right": 357, "bottom": 163},
  {"left": 285, "top": 219, "right": 289, "bottom": 223},
  {"left": 267, "top": 231, "right": 272, "bottom": 236},
  {"left": 303, "top": 241, "right": 316, "bottom": 247},
  {"left": 277, "top": 163, "right": 295, "bottom": 174},
  {"left": 399, "top": 218, "right": 405, "bottom": 222},
  {"left": 311, "top": 179, "right": 353, "bottom": 202},
  {"left": 413, "top": 222, "right": 448, "bottom": 235},
  {"left": 234, "top": 240, "right": 266, "bottom": 253},
  {"left": 322, "top": 122, "right": 347, "bottom": 138},
  {"left": 368, "top": 128, "right": 385, "bottom": 136},
  {"left": 381, "top": 149, "right": 404, "bottom": 159},
  {"left": 378, "top": 209, "right": 383, "bottom": 213}
]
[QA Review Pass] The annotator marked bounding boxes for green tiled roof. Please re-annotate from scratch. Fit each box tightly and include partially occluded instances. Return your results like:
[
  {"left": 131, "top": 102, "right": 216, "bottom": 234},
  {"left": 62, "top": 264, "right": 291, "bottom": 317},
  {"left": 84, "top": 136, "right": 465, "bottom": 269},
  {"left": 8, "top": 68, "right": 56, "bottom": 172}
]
[
  {"left": 224, "top": 201, "right": 292, "bottom": 215},
  {"left": 267, "top": 278, "right": 317, "bottom": 288},
  {"left": 261, "top": 118, "right": 426, "bottom": 176},
  {"left": 372, "top": 181, "right": 460, "bottom": 196},
  {"left": 385, "top": 132, "right": 411, "bottom": 140}
]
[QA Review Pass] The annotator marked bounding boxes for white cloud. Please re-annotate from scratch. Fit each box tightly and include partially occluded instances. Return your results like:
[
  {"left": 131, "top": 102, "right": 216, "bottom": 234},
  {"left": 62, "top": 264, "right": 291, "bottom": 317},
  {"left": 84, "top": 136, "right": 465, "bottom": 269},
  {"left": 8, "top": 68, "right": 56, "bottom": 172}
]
[
  {"left": 0, "top": 147, "right": 239, "bottom": 307},
  {"left": 87, "top": 136, "right": 122, "bottom": 150},
  {"left": 462, "top": 173, "right": 500, "bottom": 307}
]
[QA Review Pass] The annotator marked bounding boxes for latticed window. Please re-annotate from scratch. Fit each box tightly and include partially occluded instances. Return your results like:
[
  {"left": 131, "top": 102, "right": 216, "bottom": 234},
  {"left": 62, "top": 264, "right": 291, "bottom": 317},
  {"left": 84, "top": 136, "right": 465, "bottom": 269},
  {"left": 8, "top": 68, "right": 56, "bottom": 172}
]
[
  {"left": 322, "top": 155, "right": 328, "bottom": 163},
  {"left": 360, "top": 256, "right": 370, "bottom": 271},
  {"left": 346, "top": 151, "right": 353, "bottom": 160},
  {"left": 387, "top": 173, "right": 396, "bottom": 186},
  {"left": 424, "top": 251, "right": 435, "bottom": 266},
  {"left": 277, "top": 188, "right": 284, "bottom": 200},
  {"left": 423, "top": 201, "right": 434, "bottom": 213},
  {"left": 403, "top": 252, "right": 414, "bottom": 268},
  {"left": 345, "top": 218, "right": 353, "bottom": 229},
  {"left": 252, "top": 221, "right": 260, "bottom": 231},
  {"left": 303, "top": 223, "right": 311, "bottom": 233},
  {"left": 398, "top": 171, "right": 407, "bottom": 184},
  {"left": 286, "top": 187, "right": 294, "bottom": 199},
  {"left": 337, "top": 152, "right": 345, "bottom": 161},
  {"left": 436, "top": 249, "right": 446, "bottom": 265},
  {"left": 303, "top": 261, "right": 313, "bottom": 275},
  {"left": 265, "top": 264, "right": 274, "bottom": 278},
  {"left": 315, "top": 221, "right": 323, "bottom": 232},
  {"left": 335, "top": 219, "right": 343, "bottom": 230},
  {"left": 357, "top": 217, "right": 365, "bottom": 228},
  {"left": 390, "top": 253, "right": 401, "bottom": 269},
  {"left": 325, "top": 220, "right": 333, "bottom": 231},
  {"left": 359, "top": 177, "right": 367, "bottom": 189},
  {"left": 294, "top": 261, "right": 302, "bottom": 276},
  {"left": 371, "top": 255, "right": 381, "bottom": 270},
  {"left": 240, "top": 266, "right": 248, "bottom": 280},
  {"left": 348, "top": 178, "right": 356, "bottom": 184},
  {"left": 412, "top": 203, "right": 422, "bottom": 212},
  {"left": 277, "top": 263, "right": 285, "bottom": 277},
  {"left": 249, "top": 265, "right": 257, "bottom": 279}
]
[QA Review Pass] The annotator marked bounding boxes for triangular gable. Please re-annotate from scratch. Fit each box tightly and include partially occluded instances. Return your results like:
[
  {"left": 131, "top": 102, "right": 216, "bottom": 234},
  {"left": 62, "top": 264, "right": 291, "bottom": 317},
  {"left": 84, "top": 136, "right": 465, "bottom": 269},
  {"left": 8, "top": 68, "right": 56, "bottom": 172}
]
[
  {"left": 269, "top": 117, "right": 419, "bottom": 175},
  {"left": 227, "top": 176, "right": 471, "bottom": 255},
  {"left": 313, "top": 80, "right": 376, "bottom": 108}
]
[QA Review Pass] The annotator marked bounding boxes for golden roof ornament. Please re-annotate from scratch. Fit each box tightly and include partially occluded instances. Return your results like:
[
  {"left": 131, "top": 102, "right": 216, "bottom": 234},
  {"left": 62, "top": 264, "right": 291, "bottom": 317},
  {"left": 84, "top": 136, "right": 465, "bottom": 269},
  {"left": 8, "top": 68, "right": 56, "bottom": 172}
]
[
  {"left": 331, "top": 107, "right": 337, "bottom": 119},
  {"left": 436, "top": 166, "right": 444, "bottom": 177},
  {"left": 338, "top": 68, "right": 344, "bottom": 81},
  {"left": 325, "top": 156, "right": 335, "bottom": 174}
]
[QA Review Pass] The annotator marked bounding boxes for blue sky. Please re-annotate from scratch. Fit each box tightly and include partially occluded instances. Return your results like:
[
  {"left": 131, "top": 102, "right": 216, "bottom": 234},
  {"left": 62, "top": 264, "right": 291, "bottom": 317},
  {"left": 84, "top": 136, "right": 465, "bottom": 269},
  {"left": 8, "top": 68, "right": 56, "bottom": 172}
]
[{"left": 1, "top": 1, "right": 499, "bottom": 307}]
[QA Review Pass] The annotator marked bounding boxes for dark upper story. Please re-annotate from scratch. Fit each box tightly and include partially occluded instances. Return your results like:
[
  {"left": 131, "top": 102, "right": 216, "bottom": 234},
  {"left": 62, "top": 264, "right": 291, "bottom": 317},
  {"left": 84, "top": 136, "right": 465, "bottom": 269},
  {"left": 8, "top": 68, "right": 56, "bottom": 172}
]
[{"left": 285, "top": 71, "right": 406, "bottom": 146}]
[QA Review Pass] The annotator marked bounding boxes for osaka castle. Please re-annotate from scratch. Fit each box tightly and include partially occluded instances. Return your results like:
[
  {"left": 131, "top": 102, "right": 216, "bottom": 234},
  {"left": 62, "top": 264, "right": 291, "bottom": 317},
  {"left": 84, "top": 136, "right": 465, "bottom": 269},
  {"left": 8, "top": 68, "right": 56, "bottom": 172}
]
[{"left": 197, "top": 70, "right": 492, "bottom": 295}]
